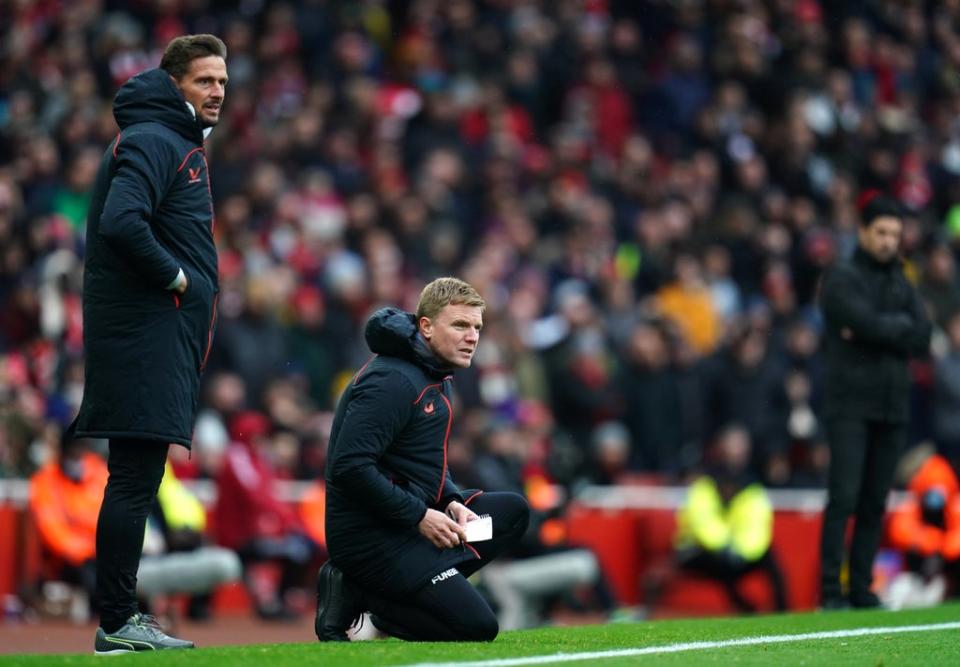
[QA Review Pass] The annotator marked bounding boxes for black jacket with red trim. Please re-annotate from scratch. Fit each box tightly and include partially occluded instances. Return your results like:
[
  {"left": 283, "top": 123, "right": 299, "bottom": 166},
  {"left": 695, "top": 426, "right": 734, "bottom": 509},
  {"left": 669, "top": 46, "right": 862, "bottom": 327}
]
[
  {"left": 73, "top": 68, "right": 218, "bottom": 447},
  {"left": 325, "top": 307, "right": 475, "bottom": 596}
]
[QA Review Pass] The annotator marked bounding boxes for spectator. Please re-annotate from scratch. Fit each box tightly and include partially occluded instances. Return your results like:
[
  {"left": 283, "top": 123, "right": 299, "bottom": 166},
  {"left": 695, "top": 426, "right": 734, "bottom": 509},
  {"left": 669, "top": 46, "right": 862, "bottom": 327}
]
[
  {"left": 655, "top": 249, "right": 722, "bottom": 356},
  {"left": 213, "top": 411, "right": 319, "bottom": 620},
  {"left": 616, "top": 320, "right": 685, "bottom": 475},
  {"left": 703, "top": 323, "right": 791, "bottom": 481},
  {"left": 141, "top": 462, "right": 242, "bottom": 622},
  {"left": 934, "top": 311, "right": 960, "bottom": 472},
  {"left": 919, "top": 243, "right": 960, "bottom": 329}
]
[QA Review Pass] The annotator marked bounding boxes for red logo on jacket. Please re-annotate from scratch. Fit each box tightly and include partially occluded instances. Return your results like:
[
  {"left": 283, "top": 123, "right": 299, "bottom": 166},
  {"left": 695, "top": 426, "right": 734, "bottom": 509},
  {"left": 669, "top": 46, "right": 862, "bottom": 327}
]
[
  {"left": 188, "top": 166, "right": 202, "bottom": 183},
  {"left": 423, "top": 401, "right": 435, "bottom": 415}
]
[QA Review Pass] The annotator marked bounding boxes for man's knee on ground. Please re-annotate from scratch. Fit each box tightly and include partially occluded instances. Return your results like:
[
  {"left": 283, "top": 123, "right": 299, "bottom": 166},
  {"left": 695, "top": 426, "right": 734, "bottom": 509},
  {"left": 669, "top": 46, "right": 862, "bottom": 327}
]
[{"left": 453, "top": 607, "right": 498, "bottom": 642}]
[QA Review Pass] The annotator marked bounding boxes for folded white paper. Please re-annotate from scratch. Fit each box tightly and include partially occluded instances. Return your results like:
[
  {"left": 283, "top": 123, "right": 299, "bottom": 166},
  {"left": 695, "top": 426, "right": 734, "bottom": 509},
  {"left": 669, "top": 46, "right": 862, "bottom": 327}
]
[{"left": 464, "top": 515, "right": 493, "bottom": 543}]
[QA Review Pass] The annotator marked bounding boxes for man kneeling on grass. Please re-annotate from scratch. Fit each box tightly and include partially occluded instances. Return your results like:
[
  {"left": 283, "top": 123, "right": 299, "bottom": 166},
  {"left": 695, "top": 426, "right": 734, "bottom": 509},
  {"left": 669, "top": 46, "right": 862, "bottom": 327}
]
[{"left": 316, "top": 278, "right": 530, "bottom": 642}]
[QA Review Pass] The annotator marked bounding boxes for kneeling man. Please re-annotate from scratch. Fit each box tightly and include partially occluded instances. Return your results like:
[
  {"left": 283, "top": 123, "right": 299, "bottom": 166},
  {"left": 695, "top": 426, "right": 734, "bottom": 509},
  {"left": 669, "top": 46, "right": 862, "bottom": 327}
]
[{"left": 316, "top": 277, "right": 530, "bottom": 641}]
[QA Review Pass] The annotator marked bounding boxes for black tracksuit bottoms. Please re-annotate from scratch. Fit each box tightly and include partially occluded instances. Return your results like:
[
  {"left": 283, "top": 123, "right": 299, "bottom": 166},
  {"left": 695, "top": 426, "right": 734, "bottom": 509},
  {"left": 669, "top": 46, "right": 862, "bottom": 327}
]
[
  {"left": 820, "top": 417, "right": 904, "bottom": 600},
  {"left": 365, "top": 491, "right": 530, "bottom": 641},
  {"left": 95, "top": 439, "right": 169, "bottom": 632}
]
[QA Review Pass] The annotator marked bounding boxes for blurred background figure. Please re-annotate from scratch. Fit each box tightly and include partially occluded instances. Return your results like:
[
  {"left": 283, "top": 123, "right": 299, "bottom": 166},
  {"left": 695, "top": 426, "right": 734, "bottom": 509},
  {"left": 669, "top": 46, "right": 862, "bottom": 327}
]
[
  {"left": 27, "top": 439, "right": 105, "bottom": 620},
  {"left": 214, "top": 411, "right": 319, "bottom": 620},
  {"left": 886, "top": 453, "right": 960, "bottom": 609},
  {"left": 670, "top": 425, "right": 788, "bottom": 613},
  {"left": 138, "top": 462, "right": 242, "bottom": 623},
  {"left": 933, "top": 312, "right": 960, "bottom": 473}
]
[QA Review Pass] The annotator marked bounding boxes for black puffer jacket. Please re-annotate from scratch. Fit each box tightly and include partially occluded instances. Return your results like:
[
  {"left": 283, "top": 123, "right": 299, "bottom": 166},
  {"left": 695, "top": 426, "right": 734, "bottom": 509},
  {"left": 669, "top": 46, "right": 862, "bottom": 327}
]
[
  {"left": 820, "top": 247, "right": 931, "bottom": 423},
  {"left": 73, "top": 68, "right": 218, "bottom": 447},
  {"left": 325, "top": 308, "right": 479, "bottom": 596}
]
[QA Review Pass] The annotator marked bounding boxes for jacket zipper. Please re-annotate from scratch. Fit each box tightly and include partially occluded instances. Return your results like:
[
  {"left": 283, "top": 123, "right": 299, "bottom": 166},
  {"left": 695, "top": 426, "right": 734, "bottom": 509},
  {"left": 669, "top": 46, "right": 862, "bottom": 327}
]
[
  {"left": 435, "top": 392, "right": 453, "bottom": 504},
  {"left": 200, "top": 292, "right": 219, "bottom": 372}
]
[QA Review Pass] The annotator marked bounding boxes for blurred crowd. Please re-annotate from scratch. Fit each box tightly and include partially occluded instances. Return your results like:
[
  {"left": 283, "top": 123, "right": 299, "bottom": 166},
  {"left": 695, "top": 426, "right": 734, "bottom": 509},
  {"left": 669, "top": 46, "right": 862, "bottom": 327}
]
[{"left": 6, "top": 0, "right": 960, "bottom": 499}]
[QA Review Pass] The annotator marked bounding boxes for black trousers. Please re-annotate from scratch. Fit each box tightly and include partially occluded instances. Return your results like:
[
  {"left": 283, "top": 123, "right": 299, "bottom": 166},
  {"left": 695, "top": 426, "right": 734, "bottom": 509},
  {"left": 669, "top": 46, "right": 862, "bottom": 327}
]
[
  {"left": 820, "top": 417, "right": 903, "bottom": 599},
  {"left": 364, "top": 491, "right": 529, "bottom": 641},
  {"left": 679, "top": 549, "right": 788, "bottom": 612},
  {"left": 95, "top": 439, "right": 169, "bottom": 632}
]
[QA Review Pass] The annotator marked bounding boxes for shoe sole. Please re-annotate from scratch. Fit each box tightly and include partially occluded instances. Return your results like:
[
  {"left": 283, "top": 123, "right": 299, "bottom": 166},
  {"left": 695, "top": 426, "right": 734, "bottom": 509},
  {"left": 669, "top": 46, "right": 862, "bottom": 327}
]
[
  {"left": 94, "top": 647, "right": 193, "bottom": 655},
  {"left": 94, "top": 649, "right": 137, "bottom": 655}
]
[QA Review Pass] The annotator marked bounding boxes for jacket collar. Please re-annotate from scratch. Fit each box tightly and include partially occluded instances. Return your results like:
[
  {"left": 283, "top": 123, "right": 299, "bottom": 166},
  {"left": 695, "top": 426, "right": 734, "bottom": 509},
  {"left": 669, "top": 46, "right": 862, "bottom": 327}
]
[{"left": 853, "top": 245, "right": 899, "bottom": 272}]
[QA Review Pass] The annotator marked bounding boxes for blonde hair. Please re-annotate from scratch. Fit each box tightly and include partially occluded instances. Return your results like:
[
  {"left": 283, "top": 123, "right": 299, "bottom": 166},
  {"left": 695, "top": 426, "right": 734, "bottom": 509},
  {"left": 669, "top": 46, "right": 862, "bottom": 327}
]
[{"left": 415, "top": 277, "right": 485, "bottom": 321}]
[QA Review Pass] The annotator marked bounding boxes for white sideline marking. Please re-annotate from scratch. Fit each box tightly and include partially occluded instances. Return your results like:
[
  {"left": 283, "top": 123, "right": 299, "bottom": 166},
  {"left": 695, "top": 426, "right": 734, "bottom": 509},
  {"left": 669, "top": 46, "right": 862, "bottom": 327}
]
[{"left": 402, "top": 621, "right": 960, "bottom": 667}]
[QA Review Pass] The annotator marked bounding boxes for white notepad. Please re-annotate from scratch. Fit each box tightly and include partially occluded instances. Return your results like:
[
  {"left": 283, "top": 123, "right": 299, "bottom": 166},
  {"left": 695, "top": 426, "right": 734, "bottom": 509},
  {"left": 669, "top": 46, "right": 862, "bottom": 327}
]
[{"left": 464, "top": 515, "right": 493, "bottom": 543}]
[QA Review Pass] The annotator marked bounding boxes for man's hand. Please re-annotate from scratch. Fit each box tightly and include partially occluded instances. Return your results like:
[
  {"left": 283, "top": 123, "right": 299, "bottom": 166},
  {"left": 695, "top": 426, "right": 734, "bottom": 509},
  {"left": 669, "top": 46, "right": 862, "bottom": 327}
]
[
  {"left": 445, "top": 500, "right": 480, "bottom": 527},
  {"left": 167, "top": 268, "right": 188, "bottom": 295},
  {"left": 418, "top": 508, "right": 467, "bottom": 549}
]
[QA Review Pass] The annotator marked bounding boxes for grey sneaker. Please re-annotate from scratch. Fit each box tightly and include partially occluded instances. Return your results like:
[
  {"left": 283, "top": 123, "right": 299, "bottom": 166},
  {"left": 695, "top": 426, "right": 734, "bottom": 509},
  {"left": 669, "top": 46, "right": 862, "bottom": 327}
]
[{"left": 94, "top": 613, "right": 195, "bottom": 654}]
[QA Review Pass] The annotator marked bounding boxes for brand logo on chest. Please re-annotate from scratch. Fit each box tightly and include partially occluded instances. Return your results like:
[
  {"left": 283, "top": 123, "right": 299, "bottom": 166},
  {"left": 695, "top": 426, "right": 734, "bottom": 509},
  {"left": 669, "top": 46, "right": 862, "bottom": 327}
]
[
  {"left": 423, "top": 401, "right": 435, "bottom": 415},
  {"left": 188, "top": 166, "right": 202, "bottom": 184}
]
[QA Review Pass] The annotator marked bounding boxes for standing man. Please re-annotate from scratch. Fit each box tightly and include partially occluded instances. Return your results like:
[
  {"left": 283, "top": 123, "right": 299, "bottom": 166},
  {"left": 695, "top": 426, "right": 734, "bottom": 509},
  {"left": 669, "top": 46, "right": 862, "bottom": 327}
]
[
  {"left": 70, "top": 35, "right": 227, "bottom": 653},
  {"left": 316, "top": 277, "right": 530, "bottom": 642},
  {"left": 819, "top": 194, "right": 931, "bottom": 609}
]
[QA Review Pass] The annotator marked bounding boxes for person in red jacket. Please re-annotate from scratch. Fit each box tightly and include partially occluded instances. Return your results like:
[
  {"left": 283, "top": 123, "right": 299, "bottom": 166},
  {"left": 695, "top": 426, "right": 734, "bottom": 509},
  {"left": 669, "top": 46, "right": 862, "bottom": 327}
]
[
  {"left": 213, "top": 411, "right": 319, "bottom": 619},
  {"left": 888, "top": 454, "right": 960, "bottom": 597}
]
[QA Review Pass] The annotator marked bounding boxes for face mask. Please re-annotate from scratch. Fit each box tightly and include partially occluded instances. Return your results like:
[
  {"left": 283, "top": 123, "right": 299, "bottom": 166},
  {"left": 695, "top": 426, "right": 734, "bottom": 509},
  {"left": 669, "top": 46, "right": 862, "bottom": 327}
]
[
  {"left": 921, "top": 489, "right": 947, "bottom": 528},
  {"left": 60, "top": 458, "right": 84, "bottom": 483}
]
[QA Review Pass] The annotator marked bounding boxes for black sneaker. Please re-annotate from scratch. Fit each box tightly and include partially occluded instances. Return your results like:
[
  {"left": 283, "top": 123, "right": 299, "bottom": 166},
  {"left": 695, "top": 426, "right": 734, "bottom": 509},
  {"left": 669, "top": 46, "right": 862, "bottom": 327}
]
[
  {"left": 94, "top": 613, "right": 194, "bottom": 654},
  {"left": 315, "top": 561, "right": 363, "bottom": 642},
  {"left": 850, "top": 591, "right": 883, "bottom": 609}
]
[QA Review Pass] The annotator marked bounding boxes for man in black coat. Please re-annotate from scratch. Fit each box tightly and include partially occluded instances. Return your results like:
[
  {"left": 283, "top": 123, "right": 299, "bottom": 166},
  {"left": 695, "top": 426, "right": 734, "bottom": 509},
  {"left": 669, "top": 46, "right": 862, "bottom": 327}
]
[
  {"left": 819, "top": 194, "right": 931, "bottom": 609},
  {"left": 316, "top": 278, "right": 530, "bottom": 642},
  {"left": 70, "top": 35, "right": 228, "bottom": 653}
]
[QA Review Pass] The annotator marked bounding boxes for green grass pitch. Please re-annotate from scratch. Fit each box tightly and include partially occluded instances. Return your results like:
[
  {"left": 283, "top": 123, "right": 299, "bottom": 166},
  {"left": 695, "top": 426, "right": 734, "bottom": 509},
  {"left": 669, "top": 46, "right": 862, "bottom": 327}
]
[{"left": 3, "top": 602, "right": 959, "bottom": 666}]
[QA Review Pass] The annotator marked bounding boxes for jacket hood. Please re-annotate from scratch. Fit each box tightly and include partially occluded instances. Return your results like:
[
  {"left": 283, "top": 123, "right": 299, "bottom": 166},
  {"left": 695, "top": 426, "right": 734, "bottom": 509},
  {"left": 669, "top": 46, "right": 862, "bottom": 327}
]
[
  {"left": 114, "top": 68, "right": 204, "bottom": 144},
  {"left": 364, "top": 307, "right": 453, "bottom": 378},
  {"left": 909, "top": 454, "right": 959, "bottom": 497}
]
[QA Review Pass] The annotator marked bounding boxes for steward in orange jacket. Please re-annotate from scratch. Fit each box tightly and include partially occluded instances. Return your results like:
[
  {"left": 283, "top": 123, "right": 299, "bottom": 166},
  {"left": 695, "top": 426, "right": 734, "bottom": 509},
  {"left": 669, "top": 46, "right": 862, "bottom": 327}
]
[
  {"left": 28, "top": 442, "right": 108, "bottom": 598},
  {"left": 889, "top": 455, "right": 960, "bottom": 563}
]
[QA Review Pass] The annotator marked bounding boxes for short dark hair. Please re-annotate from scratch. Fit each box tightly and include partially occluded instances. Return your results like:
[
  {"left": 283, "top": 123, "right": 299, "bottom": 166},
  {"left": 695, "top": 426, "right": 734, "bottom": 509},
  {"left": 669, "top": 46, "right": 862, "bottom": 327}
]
[
  {"left": 859, "top": 192, "right": 903, "bottom": 228},
  {"left": 160, "top": 34, "right": 227, "bottom": 80}
]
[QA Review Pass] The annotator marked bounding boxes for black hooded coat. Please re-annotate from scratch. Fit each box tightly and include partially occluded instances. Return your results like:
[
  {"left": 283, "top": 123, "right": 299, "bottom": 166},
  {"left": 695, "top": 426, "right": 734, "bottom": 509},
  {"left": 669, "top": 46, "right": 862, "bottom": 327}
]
[
  {"left": 325, "top": 308, "right": 481, "bottom": 597},
  {"left": 73, "top": 68, "right": 219, "bottom": 447}
]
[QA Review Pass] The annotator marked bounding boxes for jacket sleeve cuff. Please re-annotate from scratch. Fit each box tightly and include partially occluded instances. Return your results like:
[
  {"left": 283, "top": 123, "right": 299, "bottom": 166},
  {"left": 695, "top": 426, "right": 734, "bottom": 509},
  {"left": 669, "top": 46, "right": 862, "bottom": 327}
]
[
  {"left": 166, "top": 267, "right": 185, "bottom": 291},
  {"left": 412, "top": 503, "right": 428, "bottom": 526},
  {"left": 438, "top": 492, "right": 465, "bottom": 511}
]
